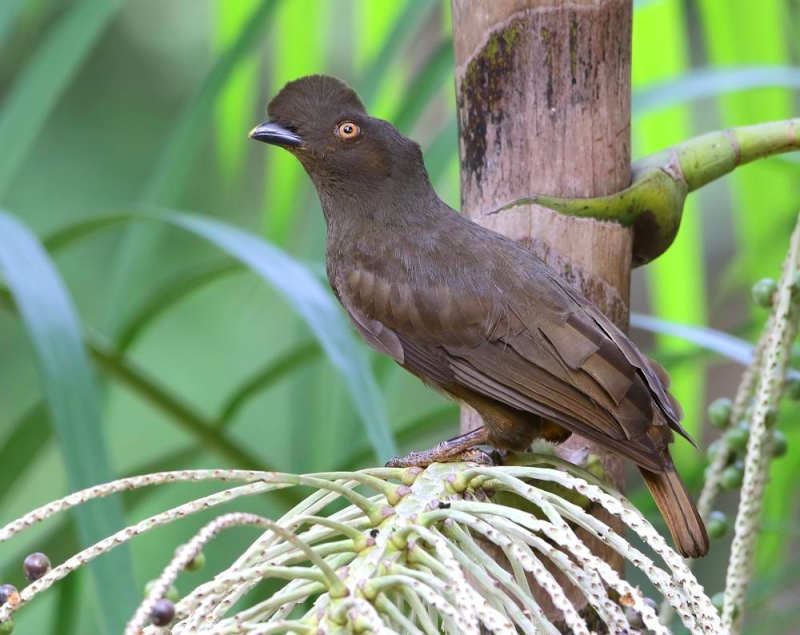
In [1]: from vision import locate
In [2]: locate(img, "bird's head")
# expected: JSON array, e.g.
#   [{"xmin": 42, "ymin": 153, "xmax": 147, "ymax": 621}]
[{"xmin": 250, "ymin": 75, "xmax": 431, "ymax": 206}]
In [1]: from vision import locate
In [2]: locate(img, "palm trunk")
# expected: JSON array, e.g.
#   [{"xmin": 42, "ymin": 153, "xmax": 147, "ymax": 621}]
[{"xmin": 452, "ymin": 0, "xmax": 633, "ymax": 622}]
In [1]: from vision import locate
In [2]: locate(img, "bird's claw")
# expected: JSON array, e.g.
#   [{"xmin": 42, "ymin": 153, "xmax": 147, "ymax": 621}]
[{"xmin": 386, "ymin": 447, "xmax": 495, "ymax": 468}]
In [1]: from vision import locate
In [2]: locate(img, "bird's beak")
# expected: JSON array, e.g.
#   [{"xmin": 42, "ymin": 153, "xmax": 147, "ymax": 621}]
[{"xmin": 248, "ymin": 121, "xmax": 302, "ymax": 148}]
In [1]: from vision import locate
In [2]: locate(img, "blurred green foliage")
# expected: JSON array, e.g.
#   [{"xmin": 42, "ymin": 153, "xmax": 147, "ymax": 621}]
[{"xmin": 0, "ymin": 0, "xmax": 797, "ymax": 632}]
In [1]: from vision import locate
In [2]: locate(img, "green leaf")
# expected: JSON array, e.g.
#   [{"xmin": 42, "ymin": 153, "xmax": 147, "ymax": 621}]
[
  {"xmin": 51, "ymin": 571, "xmax": 82, "ymax": 635},
  {"xmin": 391, "ymin": 39, "xmax": 455, "ymax": 134},
  {"xmin": 0, "ymin": 0, "xmax": 126, "ymax": 199},
  {"xmin": 116, "ymin": 260, "xmax": 243, "ymax": 353},
  {"xmin": 630, "ymin": 313, "xmax": 754, "ymax": 364},
  {"xmin": 0, "ymin": 0, "xmax": 26, "ymax": 49},
  {"xmin": 103, "ymin": 0, "xmax": 282, "ymax": 337},
  {"xmin": 358, "ymin": 0, "xmax": 439, "ymax": 109},
  {"xmin": 0, "ymin": 402, "xmax": 51, "ymax": 508},
  {"xmin": 213, "ymin": 0, "xmax": 263, "ymax": 182},
  {"xmin": 634, "ymin": 66, "xmax": 800, "ymax": 114},
  {"xmin": 150, "ymin": 209, "xmax": 397, "ymax": 462},
  {"xmin": 41, "ymin": 210, "xmax": 397, "ymax": 462},
  {"xmin": 85, "ymin": 330, "xmax": 284, "ymax": 475},
  {"xmin": 633, "ymin": 0, "xmax": 706, "ymax": 462},
  {"xmin": 142, "ymin": 0, "xmax": 282, "ymax": 204},
  {"xmin": 261, "ymin": 0, "xmax": 325, "ymax": 244},
  {"xmin": 219, "ymin": 340, "xmax": 323, "ymax": 425},
  {"xmin": 0, "ymin": 210, "xmax": 136, "ymax": 632},
  {"xmin": 344, "ymin": 404, "xmax": 457, "ymax": 471}
]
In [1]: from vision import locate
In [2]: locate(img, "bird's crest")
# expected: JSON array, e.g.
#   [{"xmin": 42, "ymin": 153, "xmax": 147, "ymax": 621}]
[{"xmin": 267, "ymin": 75, "xmax": 366, "ymax": 127}]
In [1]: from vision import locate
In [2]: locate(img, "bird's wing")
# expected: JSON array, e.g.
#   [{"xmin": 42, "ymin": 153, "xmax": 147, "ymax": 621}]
[{"xmin": 337, "ymin": 261, "xmax": 687, "ymax": 472}]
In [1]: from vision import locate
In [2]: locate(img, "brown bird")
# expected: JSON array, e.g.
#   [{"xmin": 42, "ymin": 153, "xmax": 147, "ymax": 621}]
[{"xmin": 249, "ymin": 75, "xmax": 709, "ymax": 558}]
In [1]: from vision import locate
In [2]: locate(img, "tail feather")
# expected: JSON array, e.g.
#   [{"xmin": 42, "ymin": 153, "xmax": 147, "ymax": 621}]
[{"xmin": 640, "ymin": 466, "xmax": 709, "ymax": 558}]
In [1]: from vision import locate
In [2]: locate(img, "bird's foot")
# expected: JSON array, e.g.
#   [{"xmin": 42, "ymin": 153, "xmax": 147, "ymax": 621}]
[
  {"xmin": 385, "ymin": 427, "xmax": 493, "ymax": 468},
  {"xmin": 386, "ymin": 447, "xmax": 494, "ymax": 468}
]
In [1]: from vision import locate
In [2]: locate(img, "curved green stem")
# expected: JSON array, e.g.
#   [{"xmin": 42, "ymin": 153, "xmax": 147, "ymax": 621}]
[{"xmin": 494, "ymin": 118, "xmax": 800, "ymax": 266}]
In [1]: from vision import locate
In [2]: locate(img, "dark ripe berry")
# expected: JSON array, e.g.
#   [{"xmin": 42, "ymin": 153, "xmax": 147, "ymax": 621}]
[
  {"xmin": 751, "ymin": 278, "xmax": 777, "ymax": 308},
  {"xmin": 150, "ymin": 599, "xmax": 175, "ymax": 627},
  {"xmin": 707, "ymin": 511, "xmax": 729, "ymax": 540},
  {"xmin": 785, "ymin": 375, "xmax": 800, "ymax": 401},
  {"xmin": 0, "ymin": 585, "xmax": 18, "ymax": 607},
  {"xmin": 724, "ymin": 425, "xmax": 750, "ymax": 452},
  {"xmin": 23, "ymin": 553, "xmax": 51, "ymax": 582},
  {"xmin": 720, "ymin": 463, "xmax": 745, "ymax": 491},
  {"xmin": 184, "ymin": 551, "xmax": 206, "ymax": 572},
  {"xmin": 772, "ymin": 430, "xmax": 788, "ymax": 458},
  {"xmin": 0, "ymin": 618, "xmax": 13, "ymax": 634},
  {"xmin": 708, "ymin": 398, "xmax": 733, "ymax": 428}
]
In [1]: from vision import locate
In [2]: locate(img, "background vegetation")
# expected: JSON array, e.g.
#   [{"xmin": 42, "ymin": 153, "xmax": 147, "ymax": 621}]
[{"xmin": 0, "ymin": 0, "xmax": 798, "ymax": 632}]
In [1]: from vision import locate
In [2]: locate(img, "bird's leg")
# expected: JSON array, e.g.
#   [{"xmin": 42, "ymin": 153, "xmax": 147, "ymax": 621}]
[{"xmin": 385, "ymin": 427, "xmax": 494, "ymax": 467}]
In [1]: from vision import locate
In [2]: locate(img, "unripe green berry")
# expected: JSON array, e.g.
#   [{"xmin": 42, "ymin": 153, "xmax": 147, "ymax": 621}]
[
  {"xmin": 720, "ymin": 463, "xmax": 745, "ymax": 490},
  {"xmin": 0, "ymin": 618, "xmax": 14, "ymax": 634},
  {"xmin": 765, "ymin": 406, "xmax": 779, "ymax": 427},
  {"xmin": 752, "ymin": 278, "xmax": 777, "ymax": 308},
  {"xmin": 707, "ymin": 511, "xmax": 728, "ymax": 540},
  {"xmin": 144, "ymin": 580, "xmax": 179, "ymax": 603},
  {"xmin": 585, "ymin": 454, "xmax": 607, "ymax": 481},
  {"xmin": 785, "ymin": 375, "xmax": 800, "ymax": 400},
  {"xmin": 724, "ymin": 425, "xmax": 750, "ymax": 452},
  {"xmin": 185, "ymin": 551, "xmax": 206, "ymax": 572},
  {"xmin": 708, "ymin": 398, "xmax": 733, "ymax": 428},
  {"xmin": 710, "ymin": 593, "xmax": 740, "ymax": 620},
  {"xmin": 772, "ymin": 430, "xmax": 788, "ymax": 458}
]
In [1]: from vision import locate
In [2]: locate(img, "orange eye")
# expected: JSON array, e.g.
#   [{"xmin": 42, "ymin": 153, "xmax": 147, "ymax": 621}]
[{"xmin": 335, "ymin": 121, "xmax": 361, "ymax": 139}]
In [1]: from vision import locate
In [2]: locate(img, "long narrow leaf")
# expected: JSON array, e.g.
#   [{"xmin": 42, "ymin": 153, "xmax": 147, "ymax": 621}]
[
  {"xmin": 213, "ymin": 0, "xmax": 262, "ymax": 181},
  {"xmin": 0, "ymin": 0, "xmax": 126, "ymax": 198},
  {"xmin": 633, "ymin": 0, "xmax": 707, "ymax": 462},
  {"xmin": 219, "ymin": 340, "xmax": 322, "ymax": 425},
  {"xmin": 391, "ymin": 39, "xmax": 455, "ymax": 134},
  {"xmin": 0, "ymin": 402, "xmax": 51, "ymax": 508},
  {"xmin": 631, "ymin": 313, "xmax": 754, "ymax": 364},
  {"xmin": 117, "ymin": 260, "xmax": 243, "ymax": 353},
  {"xmin": 0, "ymin": 210, "xmax": 136, "ymax": 632},
  {"xmin": 41, "ymin": 211, "xmax": 397, "ymax": 461},
  {"xmin": 634, "ymin": 66, "xmax": 800, "ymax": 114},
  {"xmin": 103, "ymin": 0, "xmax": 282, "ymax": 338},
  {"xmin": 262, "ymin": 0, "xmax": 324, "ymax": 244},
  {"xmin": 0, "ymin": 0, "xmax": 26, "ymax": 49},
  {"xmin": 142, "ymin": 0, "xmax": 282, "ymax": 204},
  {"xmin": 149, "ymin": 208, "xmax": 397, "ymax": 461},
  {"xmin": 358, "ymin": 0, "xmax": 436, "ymax": 112}
]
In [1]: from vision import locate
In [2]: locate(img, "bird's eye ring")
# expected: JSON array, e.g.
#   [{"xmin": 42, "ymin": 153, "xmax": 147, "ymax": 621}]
[{"xmin": 335, "ymin": 121, "xmax": 361, "ymax": 140}]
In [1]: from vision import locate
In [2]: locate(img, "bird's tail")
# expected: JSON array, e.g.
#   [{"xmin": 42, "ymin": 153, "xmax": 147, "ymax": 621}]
[{"xmin": 639, "ymin": 465, "xmax": 709, "ymax": 558}]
